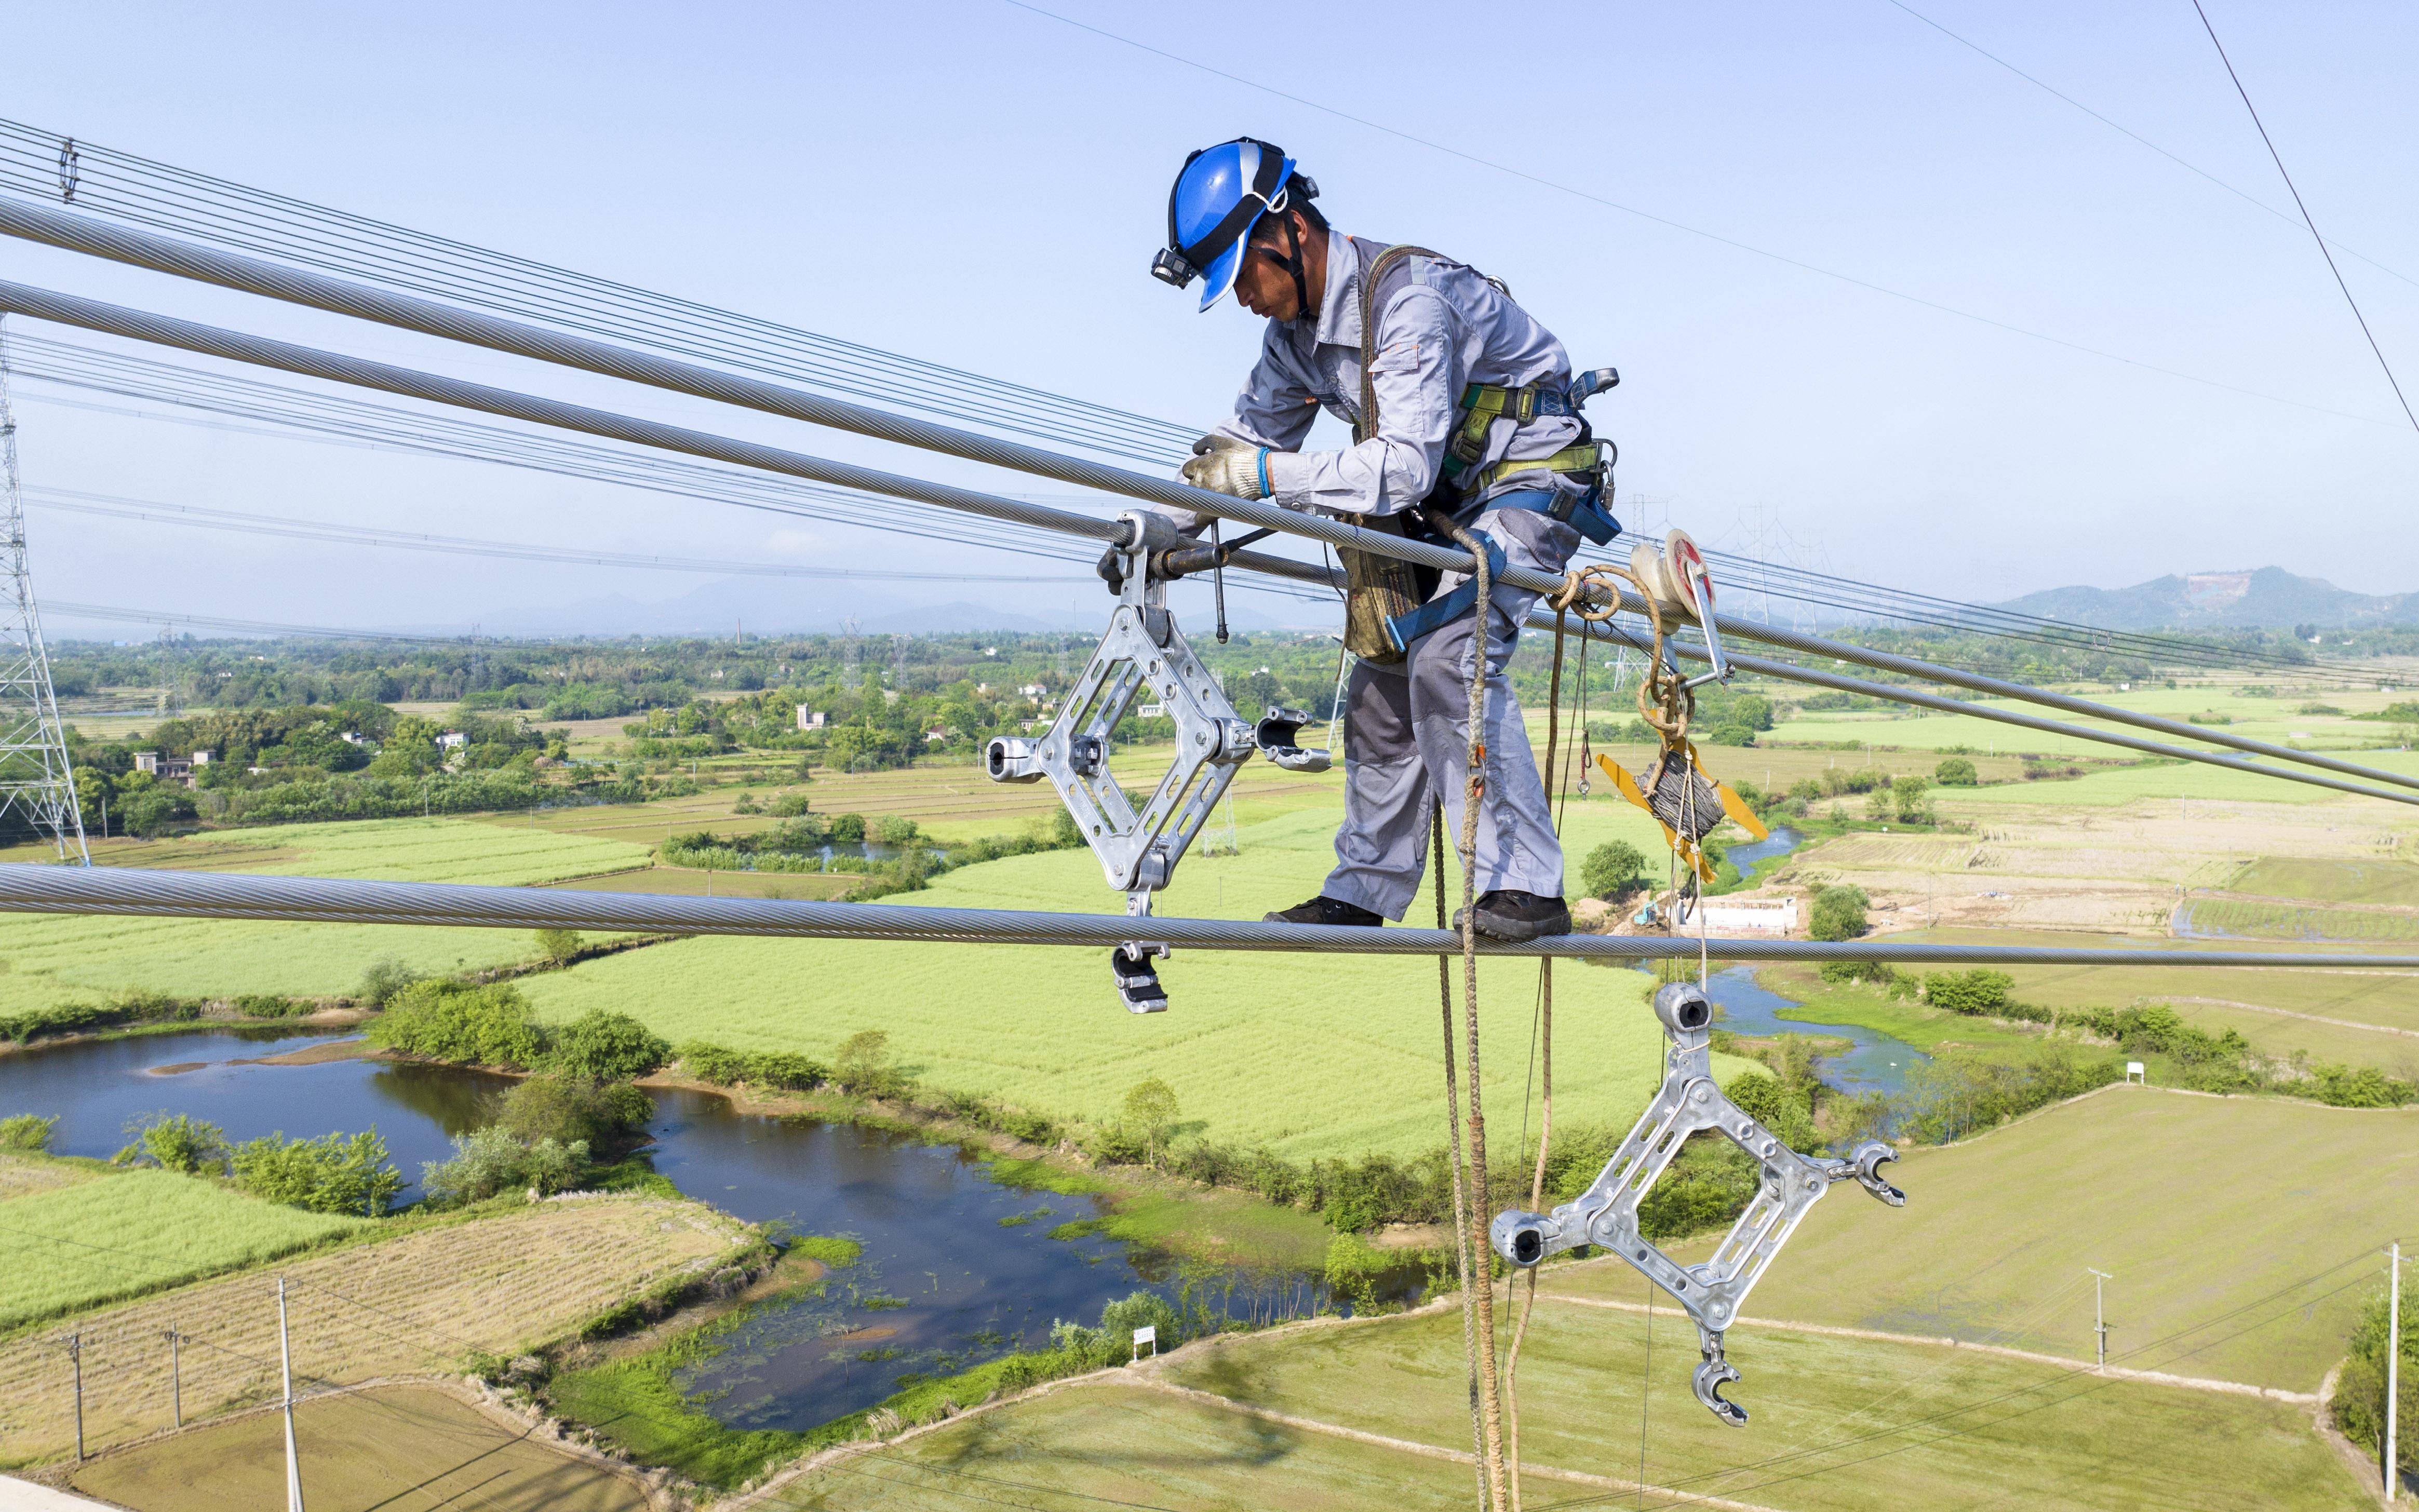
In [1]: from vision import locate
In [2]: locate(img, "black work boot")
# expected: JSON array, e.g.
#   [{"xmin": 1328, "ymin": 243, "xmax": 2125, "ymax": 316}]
[
  {"xmin": 1454, "ymin": 889, "xmax": 1574, "ymax": 941},
  {"xmin": 1264, "ymin": 895, "xmax": 1385, "ymax": 927}
]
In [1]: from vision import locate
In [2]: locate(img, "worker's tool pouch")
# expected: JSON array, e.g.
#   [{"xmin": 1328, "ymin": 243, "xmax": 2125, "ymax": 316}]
[
  {"xmin": 1638, "ymin": 745, "xmax": 1726, "ymax": 844},
  {"xmin": 1384, "ymin": 531, "xmax": 1507, "ymax": 652},
  {"xmin": 1339, "ymin": 512, "xmax": 1428, "ymax": 663}
]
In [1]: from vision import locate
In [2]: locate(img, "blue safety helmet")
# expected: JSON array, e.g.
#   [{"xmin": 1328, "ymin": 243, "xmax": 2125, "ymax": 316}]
[{"xmin": 1151, "ymin": 138, "xmax": 1319, "ymax": 313}]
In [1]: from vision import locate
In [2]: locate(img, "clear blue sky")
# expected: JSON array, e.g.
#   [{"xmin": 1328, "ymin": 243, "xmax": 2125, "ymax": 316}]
[{"xmin": 3, "ymin": 0, "xmax": 2414, "ymax": 636}]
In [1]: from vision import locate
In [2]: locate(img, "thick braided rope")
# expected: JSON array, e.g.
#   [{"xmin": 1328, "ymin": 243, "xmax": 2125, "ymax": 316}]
[{"xmin": 1441, "ymin": 516, "xmax": 1510, "ymax": 1511}]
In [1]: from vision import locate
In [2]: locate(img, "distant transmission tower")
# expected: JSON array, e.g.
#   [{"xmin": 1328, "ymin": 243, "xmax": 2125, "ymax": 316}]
[{"xmin": 0, "ymin": 320, "xmax": 90, "ymax": 862}]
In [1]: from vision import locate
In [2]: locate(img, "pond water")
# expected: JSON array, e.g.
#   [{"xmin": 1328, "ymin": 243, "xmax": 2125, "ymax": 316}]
[
  {"xmin": 1695, "ymin": 965, "xmax": 1929, "ymax": 1098},
  {"xmin": 0, "ymin": 1028, "xmax": 1364, "ymax": 1428},
  {"xmin": 1722, "ymin": 825, "xmax": 1804, "ymax": 874}
]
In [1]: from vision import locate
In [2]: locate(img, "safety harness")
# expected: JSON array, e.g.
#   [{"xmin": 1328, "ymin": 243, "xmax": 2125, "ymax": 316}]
[
  {"xmin": 1440, "ymin": 379, "xmax": 1620, "ymax": 510},
  {"xmin": 1333, "ymin": 240, "xmax": 1623, "ymax": 660}
]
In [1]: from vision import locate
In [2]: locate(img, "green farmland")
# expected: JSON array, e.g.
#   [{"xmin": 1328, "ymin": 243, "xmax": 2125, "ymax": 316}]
[
  {"xmin": 0, "ymin": 818, "xmax": 650, "ymax": 1014},
  {"xmin": 770, "ymin": 1300, "xmax": 2366, "ymax": 1512},
  {"xmin": 519, "ymin": 805, "xmax": 1752, "ymax": 1159},
  {"xmin": 0, "ymin": 1158, "xmax": 360, "ymax": 1326},
  {"xmin": 2227, "ymin": 856, "xmax": 2419, "ymax": 906},
  {"xmin": 1550, "ymin": 1086, "xmax": 2419, "ymax": 1392},
  {"xmin": 1886, "ymin": 925, "xmax": 2419, "ymax": 1067}
]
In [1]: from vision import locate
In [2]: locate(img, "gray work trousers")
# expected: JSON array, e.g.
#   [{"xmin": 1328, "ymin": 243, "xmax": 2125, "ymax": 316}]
[{"xmin": 1321, "ymin": 505, "xmax": 1576, "ymax": 920}]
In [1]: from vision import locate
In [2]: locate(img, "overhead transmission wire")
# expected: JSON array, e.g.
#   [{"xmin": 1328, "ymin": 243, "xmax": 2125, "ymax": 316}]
[
  {"xmin": 18, "ymin": 329, "xmax": 2361, "ymax": 685},
  {"xmin": 27, "ymin": 485, "xmax": 1095, "ymax": 586},
  {"xmin": 14, "ymin": 281, "xmax": 2417, "ymax": 808},
  {"xmin": 1880, "ymin": 0, "xmax": 2419, "ymax": 292},
  {"xmin": 995, "ymin": 0, "xmax": 2410, "ymax": 434},
  {"xmin": 1669, "ymin": 544, "xmax": 2385, "ymax": 681},
  {"xmin": 2, "ymin": 119, "xmax": 1197, "ymax": 467},
  {"xmin": 2, "ymin": 333, "xmax": 1338, "ymax": 610},
  {"xmin": 1, "ymin": 112, "xmax": 2408, "ymax": 664},
  {"xmin": 2187, "ymin": 0, "xmax": 2419, "ymax": 436},
  {"xmin": 0, "ymin": 118, "xmax": 2372, "ymax": 679}
]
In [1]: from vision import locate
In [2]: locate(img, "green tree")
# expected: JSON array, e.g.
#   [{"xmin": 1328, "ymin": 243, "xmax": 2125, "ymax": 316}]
[
  {"xmin": 1122, "ymin": 1076, "xmax": 1180, "ymax": 1162},
  {"xmin": 356, "ymin": 956, "xmax": 422, "ymax": 1009},
  {"xmin": 1579, "ymin": 840, "xmax": 1649, "ymax": 901},
  {"xmin": 0, "ymin": 1113, "xmax": 56, "ymax": 1152},
  {"xmin": 1809, "ymin": 885, "xmax": 1870, "ymax": 942},
  {"xmin": 1934, "ymin": 756, "xmax": 1978, "ymax": 787},
  {"xmin": 117, "ymin": 1112, "xmax": 230, "ymax": 1174},
  {"xmin": 367, "ymin": 982, "xmax": 547, "ymax": 1068},
  {"xmin": 547, "ymin": 1010, "xmax": 669, "ymax": 1079},
  {"xmin": 232, "ymin": 1130, "xmax": 405, "ymax": 1216},
  {"xmin": 495, "ymin": 1075, "xmax": 652, "ymax": 1150},
  {"xmin": 1722, "ymin": 1071, "xmax": 1817, "ymax": 1150},
  {"xmin": 420, "ymin": 1126, "xmax": 589, "ymax": 1205},
  {"xmin": 832, "ymin": 1029, "xmax": 906, "ymax": 1097},
  {"xmin": 533, "ymin": 927, "xmax": 584, "ymax": 965},
  {"xmin": 1892, "ymin": 774, "xmax": 1932, "ymax": 823},
  {"xmin": 2331, "ymin": 1287, "xmax": 2418, "ymax": 1476}
]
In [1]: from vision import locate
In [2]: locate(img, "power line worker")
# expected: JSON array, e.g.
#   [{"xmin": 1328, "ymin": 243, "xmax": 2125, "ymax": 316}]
[{"xmin": 1147, "ymin": 138, "xmax": 1620, "ymax": 941}]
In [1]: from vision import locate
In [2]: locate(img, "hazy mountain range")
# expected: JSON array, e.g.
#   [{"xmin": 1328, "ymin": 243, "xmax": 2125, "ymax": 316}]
[{"xmin": 1992, "ymin": 568, "xmax": 2419, "ymax": 631}]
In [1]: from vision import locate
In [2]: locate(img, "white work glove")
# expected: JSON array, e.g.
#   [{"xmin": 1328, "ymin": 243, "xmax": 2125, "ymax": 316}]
[{"xmin": 1180, "ymin": 434, "xmax": 1272, "ymax": 501}]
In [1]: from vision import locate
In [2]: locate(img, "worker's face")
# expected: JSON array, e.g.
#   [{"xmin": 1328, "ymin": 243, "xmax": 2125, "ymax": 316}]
[{"xmin": 1233, "ymin": 212, "xmax": 1308, "ymax": 321}]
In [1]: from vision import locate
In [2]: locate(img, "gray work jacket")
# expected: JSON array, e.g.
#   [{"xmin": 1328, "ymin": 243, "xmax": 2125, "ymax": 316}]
[{"xmin": 1212, "ymin": 232, "xmax": 1588, "ymax": 519}]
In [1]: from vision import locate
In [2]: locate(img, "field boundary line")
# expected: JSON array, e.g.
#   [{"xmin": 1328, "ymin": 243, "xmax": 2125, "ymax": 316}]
[
  {"xmin": 2162, "ymin": 994, "xmax": 2419, "ymax": 1039},
  {"xmin": 1131, "ymin": 1374, "xmax": 1789, "ymax": 1512},
  {"xmin": 1531, "ymin": 1292, "xmax": 2320, "ymax": 1403},
  {"xmin": 730, "ymin": 1362, "xmax": 1143, "ymax": 1511}
]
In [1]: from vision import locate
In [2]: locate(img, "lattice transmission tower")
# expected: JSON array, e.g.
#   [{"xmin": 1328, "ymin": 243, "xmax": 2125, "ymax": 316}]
[{"xmin": 0, "ymin": 318, "xmax": 90, "ymax": 861}]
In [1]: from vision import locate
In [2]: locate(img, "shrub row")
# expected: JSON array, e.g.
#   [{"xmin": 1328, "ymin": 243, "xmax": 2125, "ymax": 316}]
[
  {"xmin": 0, "ymin": 987, "xmax": 321, "ymax": 1047},
  {"xmin": 1821, "ymin": 964, "xmax": 2416, "ymax": 1107},
  {"xmin": 674, "ymin": 1042, "xmax": 829, "ymax": 1091},
  {"xmin": 367, "ymin": 982, "xmax": 670, "ymax": 1078}
]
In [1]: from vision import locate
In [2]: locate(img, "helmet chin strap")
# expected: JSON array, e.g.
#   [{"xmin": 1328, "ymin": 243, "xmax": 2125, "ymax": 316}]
[{"xmin": 1275, "ymin": 211, "xmax": 1315, "ymax": 324}]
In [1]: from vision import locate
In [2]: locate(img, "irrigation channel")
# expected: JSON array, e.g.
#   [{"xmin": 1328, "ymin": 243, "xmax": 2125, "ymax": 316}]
[
  {"xmin": 0, "ymin": 1027, "xmax": 1412, "ymax": 1430},
  {"xmin": 1617, "ymin": 828, "xmax": 1931, "ymax": 1097}
]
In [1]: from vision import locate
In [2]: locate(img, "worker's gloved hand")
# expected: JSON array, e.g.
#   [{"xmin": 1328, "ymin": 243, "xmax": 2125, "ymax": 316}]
[
  {"xmin": 1095, "ymin": 545, "xmax": 1126, "ymax": 596},
  {"xmin": 1181, "ymin": 435, "xmax": 1271, "ymax": 500}
]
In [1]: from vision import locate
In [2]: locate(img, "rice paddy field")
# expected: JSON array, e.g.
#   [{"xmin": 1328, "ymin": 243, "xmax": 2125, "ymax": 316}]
[
  {"xmin": 69, "ymin": 1383, "xmax": 655, "ymax": 1512},
  {"xmin": 0, "ymin": 1159, "xmax": 361, "ymax": 1327},
  {"xmin": 0, "ymin": 818, "xmax": 651, "ymax": 1013},
  {"xmin": 516, "ymin": 803, "xmax": 1757, "ymax": 1160},
  {"xmin": 0, "ymin": 1194, "xmax": 755, "ymax": 1464}
]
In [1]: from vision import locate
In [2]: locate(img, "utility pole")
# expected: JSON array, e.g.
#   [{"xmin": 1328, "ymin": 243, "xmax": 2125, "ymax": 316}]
[
  {"xmin": 279, "ymin": 1278, "xmax": 305, "ymax": 1512},
  {"xmin": 165, "ymin": 1327, "xmax": 181, "ymax": 1428},
  {"xmin": 65, "ymin": 1331, "xmax": 83, "ymax": 1461},
  {"xmin": 0, "ymin": 318, "xmax": 90, "ymax": 863},
  {"xmin": 2088, "ymin": 1268, "xmax": 2113, "ymax": 1372}
]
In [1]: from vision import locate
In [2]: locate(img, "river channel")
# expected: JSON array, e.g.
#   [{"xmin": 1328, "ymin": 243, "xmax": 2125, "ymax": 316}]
[
  {"xmin": 0, "ymin": 1028, "xmax": 1347, "ymax": 1429},
  {"xmin": 1660, "ymin": 825, "xmax": 1931, "ymax": 1098}
]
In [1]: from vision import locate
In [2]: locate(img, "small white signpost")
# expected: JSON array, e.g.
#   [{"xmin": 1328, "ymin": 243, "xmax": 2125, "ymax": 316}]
[
  {"xmin": 1131, "ymin": 1325, "xmax": 1157, "ymax": 1363},
  {"xmin": 2125, "ymin": 1062, "xmax": 2146, "ymax": 1085}
]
